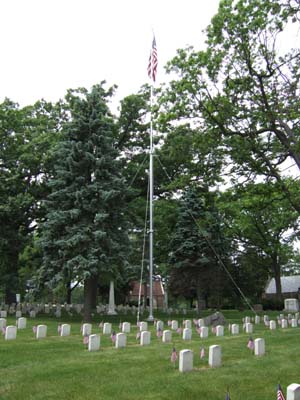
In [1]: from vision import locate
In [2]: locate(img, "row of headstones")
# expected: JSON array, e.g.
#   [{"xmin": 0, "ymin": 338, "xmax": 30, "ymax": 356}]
[{"xmin": 179, "ymin": 338, "xmax": 266, "ymax": 372}]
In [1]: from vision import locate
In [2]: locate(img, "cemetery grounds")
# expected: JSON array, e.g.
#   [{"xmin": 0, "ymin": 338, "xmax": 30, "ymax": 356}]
[{"xmin": 0, "ymin": 310, "xmax": 299, "ymax": 399}]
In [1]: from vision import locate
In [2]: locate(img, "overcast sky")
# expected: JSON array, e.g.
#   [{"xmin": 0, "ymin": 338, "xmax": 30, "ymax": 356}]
[{"xmin": 0, "ymin": 0, "xmax": 220, "ymax": 108}]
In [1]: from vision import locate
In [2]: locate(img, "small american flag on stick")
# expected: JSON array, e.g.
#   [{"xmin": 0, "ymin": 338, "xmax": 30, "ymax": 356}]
[
  {"xmin": 171, "ymin": 347, "xmax": 177, "ymax": 365},
  {"xmin": 277, "ymin": 384, "xmax": 286, "ymax": 400},
  {"xmin": 147, "ymin": 35, "xmax": 158, "ymax": 82}
]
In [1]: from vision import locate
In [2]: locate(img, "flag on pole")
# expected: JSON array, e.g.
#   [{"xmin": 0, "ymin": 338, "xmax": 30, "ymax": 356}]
[
  {"xmin": 225, "ymin": 390, "xmax": 231, "ymax": 400},
  {"xmin": 277, "ymin": 384, "xmax": 286, "ymax": 400},
  {"xmin": 247, "ymin": 337, "xmax": 254, "ymax": 350},
  {"xmin": 147, "ymin": 35, "xmax": 158, "ymax": 82},
  {"xmin": 171, "ymin": 347, "xmax": 177, "ymax": 363},
  {"xmin": 111, "ymin": 331, "xmax": 116, "ymax": 344},
  {"xmin": 200, "ymin": 346, "xmax": 205, "ymax": 359}
]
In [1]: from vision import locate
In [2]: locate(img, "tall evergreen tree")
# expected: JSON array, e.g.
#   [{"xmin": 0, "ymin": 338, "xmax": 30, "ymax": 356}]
[
  {"xmin": 39, "ymin": 84, "xmax": 130, "ymax": 321},
  {"xmin": 169, "ymin": 187, "xmax": 228, "ymax": 313}
]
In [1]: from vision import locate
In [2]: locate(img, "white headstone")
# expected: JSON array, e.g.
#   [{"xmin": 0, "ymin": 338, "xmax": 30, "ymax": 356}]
[
  {"xmin": 254, "ymin": 338, "xmax": 265, "ymax": 356},
  {"xmin": 198, "ymin": 318, "xmax": 205, "ymax": 327},
  {"xmin": 171, "ymin": 320, "xmax": 178, "ymax": 330},
  {"xmin": 209, "ymin": 345, "xmax": 221, "ymax": 368},
  {"xmin": 287, "ymin": 383, "xmax": 300, "ymax": 400},
  {"xmin": 103, "ymin": 322, "xmax": 112, "ymax": 335},
  {"xmin": 245, "ymin": 316, "xmax": 251, "ymax": 323},
  {"xmin": 231, "ymin": 324, "xmax": 239, "ymax": 335},
  {"xmin": 200, "ymin": 326, "xmax": 209, "ymax": 338},
  {"xmin": 115, "ymin": 332, "xmax": 126, "ymax": 348},
  {"xmin": 29, "ymin": 310, "xmax": 36, "ymax": 318},
  {"xmin": 140, "ymin": 331, "xmax": 151, "ymax": 346},
  {"xmin": 1, "ymin": 311, "xmax": 7, "ymax": 318},
  {"xmin": 139, "ymin": 321, "xmax": 148, "ymax": 332},
  {"xmin": 61, "ymin": 324, "xmax": 71, "ymax": 336},
  {"xmin": 5, "ymin": 325, "xmax": 17, "ymax": 340},
  {"xmin": 184, "ymin": 320, "xmax": 192, "ymax": 329},
  {"xmin": 245, "ymin": 323, "xmax": 253, "ymax": 334},
  {"xmin": 82, "ymin": 323, "xmax": 92, "ymax": 336},
  {"xmin": 255, "ymin": 315, "xmax": 260, "ymax": 324},
  {"xmin": 179, "ymin": 349, "xmax": 193, "ymax": 372},
  {"xmin": 17, "ymin": 317, "xmax": 27, "ymax": 329},
  {"xmin": 183, "ymin": 328, "xmax": 192, "ymax": 340},
  {"xmin": 0, "ymin": 318, "xmax": 6, "ymax": 330},
  {"xmin": 281, "ymin": 319, "xmax": 288, "ymax": 329},
  {"xmin": 88, "ymin": 334, "xmax": 100, "ymax": 351},
  {"xmin": 216, "ymin": 325, "xmax": 224, "ymax": 337},
  {"xmin": 162, "ymin": 330, "xmax": 172, "ymax": 343},
  {"xmin": 285, "ymin": 298, "xmax": 299, "ymax": 312},
  {"xmin": 156, "ymin": 320, "xmax": 164, "ymax": 331},
  {"xmin": 270, "ymin": 320, "xmax": 276, "ymax": 330},
  {"xmin": 122, "ymin": 322, "xmax": 131, "ymax": 333},
  {"xmin": 36, "ymin": 324, "xmax": 47, "ymax": 339},
  {"xmin": 291, "ymin": 319, "xmax": 298, "ymax": 328},
  {"xmin": 16, "ymin": 311, "xmax": 22, "ymax": 318}
]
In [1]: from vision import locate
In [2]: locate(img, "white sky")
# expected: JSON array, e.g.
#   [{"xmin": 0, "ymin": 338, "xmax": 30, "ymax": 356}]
[{"xmin": 0, "ymin": 0, "xmax": 220, "ymax": 109}]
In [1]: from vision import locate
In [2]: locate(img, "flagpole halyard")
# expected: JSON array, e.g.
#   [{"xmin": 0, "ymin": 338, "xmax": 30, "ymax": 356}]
[{"xmin": 147, "ymin": 34, "xmax": 157, "ymax": 322}]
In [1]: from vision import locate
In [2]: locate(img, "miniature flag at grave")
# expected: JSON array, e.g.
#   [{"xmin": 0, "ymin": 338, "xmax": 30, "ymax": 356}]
[
  {"xmin": 171, "ymin": 347, "xmax": 177, "ymax": 364},
  {"xmin": 277, "ymin": 384, "xmax": 286, "ymax": 400},
  {"xmin": 157, "ymin": 327, "xmax": 163, "ymax": 338},
  {"xmin": 57, "ymin": 323, "xmax": 61, "ymax": 334},
  {"xmin": 83, "ymin": 334, "xmax": 89, "ymax": 346},
  {"xmin": 99, "ymin": 321, "xmax": 103, "ymax": 329},
  {"xmin": 200, "ymin": 347, "xmax": 205, "ymax": 359},
  {"xmin": 247, "ymin": 337, "xmax": 254, "ymax": 350},
  {"xmin": 119, "ymin": 321, "xmax": 122, "ymax": 330},
  {"xmin": 111, "ymin": 331, "xmax": 116, "ymax": 344},
  {"xmin": 136, "ymin": 331, "xmax": 140, "ymax": 341},
  {"xmin": 2, "ymin": 327, "xmax": 6, "ymax": 335},
  {"xmin": 176, "ymin": 326, "xmax": 182, "ymax": 334},
  {"xmin": 225, "ymin": 390, "xmax": 231, "ymax": 400},
  {"xmin": 32, "ymin": 326, "xmax": 37, "ymax": 334}
]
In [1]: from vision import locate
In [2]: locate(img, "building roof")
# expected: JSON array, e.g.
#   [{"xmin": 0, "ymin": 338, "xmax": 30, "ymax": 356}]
[
  {"xmin": 130, "ymin": 280, "xmax": 164, "ymax": 297},
  {"xmin": 265, "ymin": 276, "xmax": 300, "ymax": 294}
]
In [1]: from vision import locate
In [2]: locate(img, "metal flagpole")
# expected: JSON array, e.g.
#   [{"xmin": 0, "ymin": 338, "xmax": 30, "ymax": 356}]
[
  {"xmin": 147, "ymin": 34, "xmax": 157, "ymax": 321},
  {"xmin": 148, "ymin": 83, "xmax": 154, "ymax": 321}
]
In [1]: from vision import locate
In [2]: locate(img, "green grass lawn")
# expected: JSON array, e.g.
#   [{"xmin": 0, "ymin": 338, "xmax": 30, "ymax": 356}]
[{"xmin": 0, "ymin": 310, "xmax": 299, "ymax": 399}]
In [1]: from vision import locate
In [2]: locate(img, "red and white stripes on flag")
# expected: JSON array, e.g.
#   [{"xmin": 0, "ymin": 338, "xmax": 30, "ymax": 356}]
[
  {"xmin": 147, "ymin": 35, "xmax": 158, "ymax": 82},
  {"xmin": 277, "ymin": 384, "xmax": 286, "ymax": 400}
]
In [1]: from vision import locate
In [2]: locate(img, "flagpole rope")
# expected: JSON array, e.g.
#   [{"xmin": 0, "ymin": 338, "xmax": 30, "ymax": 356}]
[
  {"xmin": 156, "ymin": 155, "xmax": 257, "ymax": 315},
  {"xmin": 137, "ymin": 178, "xmax": 150, "ymax": 324}
]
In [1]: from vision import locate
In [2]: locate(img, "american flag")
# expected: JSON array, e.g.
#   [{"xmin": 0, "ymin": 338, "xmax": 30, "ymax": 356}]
[
  {"xmin": 83, "ymin": 334, "xmax": 89, "ymax": 345},
  {"xmin": 171, "ymin": 347, "xmax": 177, "ymax": 363},
  {"xmin": 200, "ymin": 347, "xmax": 205, "ymax": 359},
  {"xmin": 111, "ymin": 331, "xmax": 116, "ymax": 344},
  {"xmin": 147, "ymin": 35, "xmax": 158, "ymax": 82},
  {"xmin": 225, "ymin": 391, "xmax": 231, "ymax": 400},
  {"xmin": 247, "ymin": 337, "xmax": 254, "ymax": 350},
  {"xmin": 277, "ymin": 384, "xmax": 286, "ymax": 400}
]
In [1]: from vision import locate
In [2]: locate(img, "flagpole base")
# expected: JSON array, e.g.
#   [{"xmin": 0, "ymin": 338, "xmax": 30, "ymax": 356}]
[{"xmin": 147, "ymin": 314, "xmax": 154, "ymax": 322}]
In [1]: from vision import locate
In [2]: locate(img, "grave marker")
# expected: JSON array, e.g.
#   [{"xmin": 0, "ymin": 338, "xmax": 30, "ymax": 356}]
[
  {"xmin": 179, "ymin": 349, "xmax": 193, "ymax": 372},
  {"xmin": 88, "ymin": 334, "xmax": 100, "ymax": 352},
  {"xmin": 209, "ymin": 345, "xmax": 221, "ymax": 368},
  {"xmin": 5, "ymin": 326, "xmax": 17, "ymax": 340}
]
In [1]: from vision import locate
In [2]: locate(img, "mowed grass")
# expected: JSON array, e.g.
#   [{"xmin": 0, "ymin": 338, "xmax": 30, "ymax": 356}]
[{"xmin": 0, "ymin": 310, "xmax": 299, "ymax": 399}]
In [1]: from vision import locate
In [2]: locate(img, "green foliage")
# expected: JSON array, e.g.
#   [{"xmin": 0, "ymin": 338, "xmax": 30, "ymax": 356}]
[{"xmin": 38, "ymin": 84, "xmax": 130, "ymax": 292}]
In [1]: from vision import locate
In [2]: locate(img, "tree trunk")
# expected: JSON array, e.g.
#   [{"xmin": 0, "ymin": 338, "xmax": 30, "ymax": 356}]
[
  {"xmin": 196, "ymin": 273, "xmax": 202, "ymax": 316},
  {"xmin": 83, "ymin": 276, "xmax": 95, "ymax": 322},
  {"xmin": 91, "ymin": 276, "xmax": 98, "ymax": 309},
  {"xmin": 66, "ymin": 281, "xmax": 72, "ymax": 304},
  {"xmin": 272, "ymin": 254, "xmax": 283, "ymax": 304}
]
